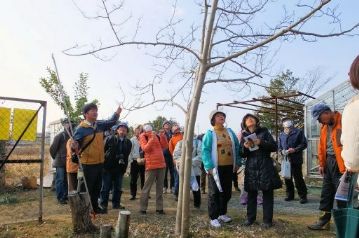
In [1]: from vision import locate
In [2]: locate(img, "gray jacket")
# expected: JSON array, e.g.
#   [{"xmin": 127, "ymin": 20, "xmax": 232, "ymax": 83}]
[{"xmin": 50, "ymin": 131, "xmax": 69, "ymax": 168}]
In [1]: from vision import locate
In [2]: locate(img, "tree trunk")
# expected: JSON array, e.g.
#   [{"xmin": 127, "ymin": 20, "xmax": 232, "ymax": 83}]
[
  {"xmin": 179, "ymin": 1, "xmax": 219, "ymax": 237},
  {"xmin": 175, "ymin": 114, "xmax": 189, "ymax": 235},
  {"xmin": 115, "ymin": 210, "xmax": 131, "ymax": 238},
  {"xmin": 68, "ymin": 191, "xmax": 97, "ymax": 234}
]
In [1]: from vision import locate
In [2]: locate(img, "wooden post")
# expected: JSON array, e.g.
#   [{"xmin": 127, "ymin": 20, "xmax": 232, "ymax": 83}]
[
  {"xmin": 115, "ymin": 210, "xmax": 131, "ymax": 238},
  {"xmin": 0, "ymin": 141, "xmax": 6, "ymax": 191},
  {"xmin": 100, "ymin": 224, "xmax": 112, "ymax": 238},
  {"xmin": 68, "ymin": 191, "xmax": 98, "ymax": 234}
]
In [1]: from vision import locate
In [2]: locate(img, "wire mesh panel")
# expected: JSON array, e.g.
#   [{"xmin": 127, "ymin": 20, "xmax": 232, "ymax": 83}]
[
  {"xmin": 0, "ymin": 96, "xmax": 47, "ymax": 223},
  {"xmin": 304, "ymin": 81, "xmax": 359, "ymax": 177}
]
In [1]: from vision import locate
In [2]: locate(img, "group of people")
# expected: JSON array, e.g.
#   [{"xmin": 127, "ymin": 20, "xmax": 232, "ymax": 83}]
[{"xmin": 49, "ymin": 55, "xmax": 359, "ymax": 233}]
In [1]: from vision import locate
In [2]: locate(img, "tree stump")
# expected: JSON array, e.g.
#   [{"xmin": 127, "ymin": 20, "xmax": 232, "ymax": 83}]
[
  {"xmin": 68, "ymin": 191, "xmax": 97, "ymax": 234},
  {"xmin": 115, "ymin": 210, "xmax": 131, "ymax": 238},
  {"xmin": 100, "ymin": 224, "xmax": 112, "ymax": 238}
]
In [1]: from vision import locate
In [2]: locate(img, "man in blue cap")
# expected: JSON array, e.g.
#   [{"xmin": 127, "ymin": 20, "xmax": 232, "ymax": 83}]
[
  {"xmin": 99, "ymin": 122, "xmax": 132, "ymax": 213},
  {"xmin": 308, "ymin": 103, "xmax": 346, "ymax": 230}
]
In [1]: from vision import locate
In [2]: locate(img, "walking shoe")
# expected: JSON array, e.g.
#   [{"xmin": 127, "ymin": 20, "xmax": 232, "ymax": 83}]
[
  {"xmin": 113, "ymin": 204, "xmax": 125, "ymax": 209},
  {"xmin": 163, "ymin": 188, "xmax": 167, "ymax": 194},
  {"xmin": 284, "ymin": 196, "xmax": 294, "ymax": 201},
  {"xmin": 156, "ymin": 210, "xmax": 165, "ymax": 215},
  {"xmin": 307, "ymin": 220, "xmax": 330, "ymax": 230},
  {"xmin": 129, "ymin": 196, "xmax": 136, "ymax": 200},
  {"xmin": 58, "ymin": 199, "xmax": 67, "ymax": 205},
  {"xmin": 300, "ymin": 197, "xmax": 308, "ymax": 204},
  {"xmin": 235, "ymin": 187, "xmax": 241, "ymax": 192},
  {"xmin": 307, "ymin": 212, "xmax": 331, "ymax": 230},
  {"xmin": 218, "ymin": 215, "xmax": 232, "ymax": 223},
  {"xmin": 243, "ymin": 220, "xmax": 254, "ymax": 226},
  {"xmin": 261, "ymin": 222, "xmax": 273, "ymax": 229},
  {"xmin": 94, "ymin": 206, "xmax": 107, "ymax": 214},
  {"xmin": 210, "ymin": 219, "xmax": 221, "ymax": 228}
]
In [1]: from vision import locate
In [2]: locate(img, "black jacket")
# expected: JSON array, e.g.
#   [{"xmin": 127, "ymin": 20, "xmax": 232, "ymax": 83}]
[
  {"xmin": 104, "ymin": 135, "xmax": 132, "ymax": 173},
  {"xmin": 278, "ymin": 127, "xmax": 307, "ymax": 164},
  {"xmin": 50, "ymin": 131, "xmax": 69, "ymax": 168},
  {"xmin": 241, "ymin": 127, "xmax": 278, "ymax": 192}
]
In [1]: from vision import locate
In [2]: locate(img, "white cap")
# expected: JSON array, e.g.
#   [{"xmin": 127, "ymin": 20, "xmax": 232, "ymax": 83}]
[
  {"xmin": 283, "ymin": 120, "xmax": 293, "ymax": 128},
  {"xmin": 143, "ymin": 124, "xmax": 153, "ymax": 132}
]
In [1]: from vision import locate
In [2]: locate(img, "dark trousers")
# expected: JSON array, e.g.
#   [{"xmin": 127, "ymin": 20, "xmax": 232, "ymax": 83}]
[
  {"xmin": 284, "ymin": 163, "xmax": 307, "ymax": 199},
  {"xmin": 100, "ymin": 170, "xmax": 124, "ymax": 207},
  {"xmin": 319, "ymin": 155, "xmax": 346, "ymax": 218},
  {"xmin": 232, "ymin": 171, "xmax": 239, "ymax": 189},
  {"xmin": 247, "ymin": 189, "xmax": 274, "ymax": 224},
  {"xmin": 193, "ymin": 176, "xmax": 201, "ymax": 207},
  {"xmin": 208, "ymin": 165, "xmax": 233, "ymax": 220},
  {"xmin": 130, "ymin": 161, "xmax": 145, "ymax": 197},
  {"xmin": 164, "ymin": 155, "xmax": 175, "ymax": 189},
  {"xmin": 82, "ymin": 163, "xmax": 103, "ymax": 210},
  {"xmin": 200, "ymin": 163, "xmax": 207, "ymax": 192},
  {"xmin": 55, "ymin": 167, "xmax": 68, "ymax": 201}
]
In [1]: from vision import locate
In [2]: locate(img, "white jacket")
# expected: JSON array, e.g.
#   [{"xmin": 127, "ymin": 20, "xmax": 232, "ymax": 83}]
[
  {"xmin": 341, "ymin": 94, "xmax": 359, "ymax": 171},
  {"xmin": 129, "ymin": 136, "xmax": 141, "ymax": 164},
  {"xmin": 173, "ymin": 139, "xmax": 202, "ymax": 176}
]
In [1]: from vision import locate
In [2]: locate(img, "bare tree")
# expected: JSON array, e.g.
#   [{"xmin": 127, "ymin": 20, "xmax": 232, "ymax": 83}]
[{"xmin": 64, "ymin": 0, "xmax": 359, "ymax": 236}]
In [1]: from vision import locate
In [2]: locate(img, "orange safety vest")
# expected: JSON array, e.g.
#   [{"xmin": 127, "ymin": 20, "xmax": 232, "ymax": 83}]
[{"xmin": 318, "ymin": 112, "xmax": 345, "ymax": 173}]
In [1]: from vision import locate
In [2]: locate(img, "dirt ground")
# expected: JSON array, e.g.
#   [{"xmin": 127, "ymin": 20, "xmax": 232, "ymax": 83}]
[{"xmin": 0, "ymin": 176, "xmax": 336, "ymax": 238}]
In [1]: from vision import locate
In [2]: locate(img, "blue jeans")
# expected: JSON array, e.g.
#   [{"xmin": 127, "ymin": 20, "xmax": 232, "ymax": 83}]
[
  {"xmin": 100, "ymin": 170, "xmax": 124, "ymax": 208},
  {"xmin": 55, "ymin": 167, "xmax": 68, "ymax": 201},
  {"xmin": 174, "ymin": 169, "xmax": 179, "ymax": 196}
]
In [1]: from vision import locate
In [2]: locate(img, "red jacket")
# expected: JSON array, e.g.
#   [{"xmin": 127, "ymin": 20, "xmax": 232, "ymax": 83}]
[
  {"xmin": 140, "ymin": 132, "xmax": 168, "ymax": 170},
  {"xmin": 318, "ymin": 112, "xmax": 345, "ymax": 173}
]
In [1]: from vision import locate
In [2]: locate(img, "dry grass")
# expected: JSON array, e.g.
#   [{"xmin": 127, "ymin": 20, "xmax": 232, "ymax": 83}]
[
  {"xmin": 4, "ymin": 145, "xmax": 51, "ymax": 186},
  {"xmin": 0, "ymin": 180, "xmax": 336, "ymax": 238}
]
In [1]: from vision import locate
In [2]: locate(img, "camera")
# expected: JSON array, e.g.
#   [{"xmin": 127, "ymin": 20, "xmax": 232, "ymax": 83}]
[
  {"xmin": 118, "ymin": 154, "xmax": 125, "ymax": 165},
  {"xmin": 71, "ymin": 153, "xmax": 79, "ymax": 164}
]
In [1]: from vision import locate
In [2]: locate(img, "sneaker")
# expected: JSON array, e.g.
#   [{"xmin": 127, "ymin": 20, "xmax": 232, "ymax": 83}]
[
  {"xmin": 284, "ymin": 197, "xmax": 294, "ymax": 202},
  {"xmin": 130, "ymin": 196, "xmax": 136, "ymax": 201},
  {"xmin": 210, "ymin": 219, "xmax": 221, "ymax": 228},
  {"xmin": 243, "ymin": 220, "xmax": 254, "ymax": 226},
  {"xmin": 58, "ymin": 199, "xmax": 67, "ymax": 205},
  {"xmin": 156, "ymin": 210, "xmax": 165, "ymax": 215},
  {"xmin": 261, "ymin": 222, "xmax": 273, "ymax": 229},
  {"xmin": 300, "ymin": 197, "xmax": 308, "ymax": 204},
  {"xmin": 218, "ymin": 215, "xmax": 232, "ymax": 223}
]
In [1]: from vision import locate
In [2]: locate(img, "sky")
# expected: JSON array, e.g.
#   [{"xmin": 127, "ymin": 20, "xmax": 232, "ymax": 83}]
[{"xmin": 1, "ymin": 0, "xmax": 358, "ymax": 134}]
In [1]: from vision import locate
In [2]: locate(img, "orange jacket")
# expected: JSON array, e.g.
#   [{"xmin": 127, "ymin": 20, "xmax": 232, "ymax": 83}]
[
  {"xmin": 140, "ymin": 132, "xmax": 168, "ymax": 171},
  {"xmin": 66, "ymin": 139, "xmax": 79, "ymax": 173},
  {"xmin": 318, "ymin": 112, "xmax": 345, "ymax": 173},
  {"xmin": 169, "ymin": 133, "xmax": 183, "ymax": 156}
]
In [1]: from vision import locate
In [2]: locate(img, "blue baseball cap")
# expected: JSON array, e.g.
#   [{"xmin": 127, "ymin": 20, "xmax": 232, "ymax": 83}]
[{"xmin": 311, "ymin": 103, "xmax": 331, "ymax": 121}]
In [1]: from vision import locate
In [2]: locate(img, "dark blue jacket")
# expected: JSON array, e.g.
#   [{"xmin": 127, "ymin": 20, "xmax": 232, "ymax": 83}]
[{"xmin": 278, "ymin": 127, "xmax": 307, "ymax": 164}]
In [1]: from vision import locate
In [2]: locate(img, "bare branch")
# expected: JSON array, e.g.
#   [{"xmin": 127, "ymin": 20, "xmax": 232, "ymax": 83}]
[{"xmin": 208, "ymin": 0, "xmax": 333, "ymax": 68}]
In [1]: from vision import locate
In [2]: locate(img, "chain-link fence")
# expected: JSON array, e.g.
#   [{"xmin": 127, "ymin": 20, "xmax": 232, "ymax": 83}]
[
  {"xmin": 304, "ymin": 81, "xmax": 358, "ymax": 177},
  {"xmin": 0, "ymin": 96, "xmax": 47, "ymax": 223}
]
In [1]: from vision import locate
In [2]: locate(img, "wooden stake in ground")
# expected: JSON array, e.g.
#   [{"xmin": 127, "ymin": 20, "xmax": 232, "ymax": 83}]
[
  {"xmin": 115, "ymin": 210, "xmax": 131, "ymax": 238},
  {"xmin": 68, "ymin": 191, "xmax": 97, "ymax": 234},
  {"xmin": 100, "ymin": 224, "xmax": 113, "ymax": 238}
]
